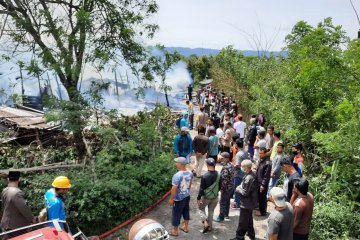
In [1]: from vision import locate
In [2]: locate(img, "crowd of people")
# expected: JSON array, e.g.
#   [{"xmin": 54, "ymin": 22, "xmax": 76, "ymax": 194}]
[
  {"xmin": 171, "ymin": 85, "xmax": 314, "ymax": 240},
  {"xmin": 0, "ymin": 172, "xmax": 71, "ymax": 238}
]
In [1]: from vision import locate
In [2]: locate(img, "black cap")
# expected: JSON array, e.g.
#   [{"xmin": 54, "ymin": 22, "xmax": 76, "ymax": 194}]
[
  {"xmin": 8, "ymin": 171, "xmax": 21, "ymax": 181},
  {"xmin": 206, "ymin": 158, "xmax": 216, "ymax": 166},
  {"xmin": 280, "ymin": 157, "xmax": 293, "ymax": 166},
  {"xmin": 292, "ymin": 143, "xmax": 303, "ymax": 151},
  {"xmin": 220, "ymin": 152, "xmax": 231, "ymax": 159}
]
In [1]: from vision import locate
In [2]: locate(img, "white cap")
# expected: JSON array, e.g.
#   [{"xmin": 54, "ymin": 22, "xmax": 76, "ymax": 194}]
[{"xmin": 270, "ymin": 187, "xmax": 287, "ymax": 208}]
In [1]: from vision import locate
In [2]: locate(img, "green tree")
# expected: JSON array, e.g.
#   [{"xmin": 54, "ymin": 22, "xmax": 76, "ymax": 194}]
[
  {"xmin": 152, "ymin": 46, "xmax": 181, "ymax": 107},
  {"xmin": 0, "ymin": 0, "xmax": 159, "ymax": 156}
]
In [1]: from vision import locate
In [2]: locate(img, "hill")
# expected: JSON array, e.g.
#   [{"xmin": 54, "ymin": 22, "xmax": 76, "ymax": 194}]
[{"xmin": 165, "ymin": 47, "xmax": 286, "ymax": 57}]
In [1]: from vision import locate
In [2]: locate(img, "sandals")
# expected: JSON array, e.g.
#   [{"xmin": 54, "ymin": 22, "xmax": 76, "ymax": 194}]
[
  {"xmin": 169, "ymin": 231, "xmax": 178, "ymax": 237},
  {"xmin": 179, "ymin": 226, "xmax": 189, "ymax": 233},
  {"xmin": 202, "ymin": 225, "xmax": 211, "ymax": 234}
]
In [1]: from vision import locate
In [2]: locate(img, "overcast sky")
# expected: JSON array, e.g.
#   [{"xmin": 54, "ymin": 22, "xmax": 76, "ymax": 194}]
[{"xmin": 149, "ymin": 0, "xmax": 360, "ymax": 51}]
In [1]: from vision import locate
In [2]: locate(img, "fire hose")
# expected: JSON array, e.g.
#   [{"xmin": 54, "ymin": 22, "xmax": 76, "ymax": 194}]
[{"xmin": 98, "ymin": 189, "xmax": 171, "ymax": 239}]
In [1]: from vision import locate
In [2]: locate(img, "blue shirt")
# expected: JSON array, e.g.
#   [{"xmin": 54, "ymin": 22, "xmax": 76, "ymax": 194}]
[
  {"xmin": 180, "ymin": 117, "xmax": 189, "ymax": 128},
  {"xmin": 174, "ymin": 134, "xmax": 193, "ymax": 157},
  {"xmin": 172, "ymin": 170, "xmax": 193, "ymax": 201},
  {"xmin": 208, "ymin": 135, "xmax": 219, "ymax": 156},
  {"xmin": 44, "ymin": 188, "xmax": 66, "ymax": 228}
]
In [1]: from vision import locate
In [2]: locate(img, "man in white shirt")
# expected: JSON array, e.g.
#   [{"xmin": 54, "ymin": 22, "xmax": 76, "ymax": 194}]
[
  {"xmin": 233, "ymin": 114, "xmax": 247, "ymax": 140},
  {"xmin": 216, "ymin": 122, "xmax": 225, "ymax": 152}
]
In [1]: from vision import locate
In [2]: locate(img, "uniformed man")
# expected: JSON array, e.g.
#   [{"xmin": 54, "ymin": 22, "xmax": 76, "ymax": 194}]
[
  {"xmin": 1, "ymin": 171, "xmax": 34, "ymax": 235},
  {"xmin": 44, "ymin": 176, "xmax": 71, "ymax": 229}
]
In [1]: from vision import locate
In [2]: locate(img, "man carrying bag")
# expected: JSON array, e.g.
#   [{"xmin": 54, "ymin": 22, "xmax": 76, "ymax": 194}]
[{"xmin": 197, "ymin": 158, "xmax": 220, "ymax": 234}]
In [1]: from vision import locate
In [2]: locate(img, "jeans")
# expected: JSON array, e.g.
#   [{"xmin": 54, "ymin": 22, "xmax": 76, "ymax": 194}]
[
  {"xmin": 233, "ymin": 177, "xmax": 242, "ymax": 208},
  {"xmin": 188, "ymin": 114, "xmax": 194, "ymax": 130},
  {"xmin": 267, "ymin": 176, "xmax": 279, "ymax": 198},
  {"xmin": 248, "ymin": 145, "xmax": 254, "ymax": 160}
]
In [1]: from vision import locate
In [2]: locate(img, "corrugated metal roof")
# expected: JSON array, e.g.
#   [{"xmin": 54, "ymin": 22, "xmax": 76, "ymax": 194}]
[{"xmin": 0, "ymin": 106, "xmax": 50, "ymax": 129}]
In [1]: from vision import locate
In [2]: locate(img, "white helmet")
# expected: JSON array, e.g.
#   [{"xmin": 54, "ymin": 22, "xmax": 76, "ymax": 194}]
[{"xmin": 128, "ymin": 219, "xmax": 169, "ymax": 240}]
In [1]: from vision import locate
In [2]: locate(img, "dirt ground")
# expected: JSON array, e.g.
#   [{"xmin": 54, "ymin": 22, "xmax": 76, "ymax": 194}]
[{"xmin": 118, "ymin": 128, "xmax": 275, "ymax": 240}]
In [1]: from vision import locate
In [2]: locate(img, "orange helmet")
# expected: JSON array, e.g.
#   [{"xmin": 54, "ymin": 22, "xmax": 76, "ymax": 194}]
[{"xmin": 52, "ymin": 176, "xmax": 71, "ymax": 189}]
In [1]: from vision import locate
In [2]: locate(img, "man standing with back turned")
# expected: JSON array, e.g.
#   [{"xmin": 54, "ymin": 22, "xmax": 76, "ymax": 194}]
[{"xmin": 1, "ymin": 171, "xmax": 34, "ymax": 236}]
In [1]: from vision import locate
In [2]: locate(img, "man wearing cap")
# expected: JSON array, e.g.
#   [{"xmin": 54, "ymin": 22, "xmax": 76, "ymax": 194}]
[
  {"xmin": 255, "ymin": 147, "xmax": 272, "ymax": 216},
  {"xmin": 169, "ymin": 157, "xmax": 193, "ymax": 236},
  {"xmin": 197, "ymin": 158, "xmax": 220, "ymax": 234},
  {"xmin": 215, "ymin": 152, "xmax": 234, "ymax": 222},
  {"xmin": 231, "ymin": 160, "xmax": 257, "ymax": 240},
  {"xmin": 280, "ymin": 156, "xmax": 301, "ymax": 203},
  {"xmin": 44, "ymin": 176, "xmax": 71, "ymax": 229},
  {"xmin": 174, "ymin": 127, "xmax": 193, "ymax": 163},
  {"xmin": 266, "ymin": 187, "xmax": 294, "ymax": 240},
  {"xmin": 1, "ymin": 171, "xmax": 34, "ymax": 234},
  {"xmin": 192, "ymin": 127, "xmax": 209, "ymax": 177}
]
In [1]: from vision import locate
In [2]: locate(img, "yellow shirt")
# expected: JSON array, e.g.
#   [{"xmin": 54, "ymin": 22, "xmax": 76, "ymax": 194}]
[{"xmin": 270, "ymin": 140, "xmax": 283, "ymax": 161}]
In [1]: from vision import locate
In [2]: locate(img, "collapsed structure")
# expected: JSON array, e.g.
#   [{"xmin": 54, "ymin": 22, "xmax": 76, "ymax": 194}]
[{"xmin": 0, "ymin": 106, "xmax": 61, "ymax": 146}]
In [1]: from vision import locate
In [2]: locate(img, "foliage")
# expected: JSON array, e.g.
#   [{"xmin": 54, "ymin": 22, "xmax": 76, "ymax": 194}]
[
  {"xmin": 184, "ymin": 54, "xmax": 212, "ymax": 85},
  {"xmin": 196, "ymin": 18, "xmax": 360, "ymax": 239},
  {"xmin": 1, "ymin": 105, "xmax": 177, "ymax": 236}
]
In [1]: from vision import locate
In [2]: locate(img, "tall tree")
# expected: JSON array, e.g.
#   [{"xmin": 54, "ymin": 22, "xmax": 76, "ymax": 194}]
[{"xmin": 0, "ymin": 0, "xmax": 159, "ymax": 157}]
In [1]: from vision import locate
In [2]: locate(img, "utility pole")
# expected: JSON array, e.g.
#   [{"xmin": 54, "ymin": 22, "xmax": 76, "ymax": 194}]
[{"xmin": 114, "ymin": 70, "xmax": 119, "ymax": 99}]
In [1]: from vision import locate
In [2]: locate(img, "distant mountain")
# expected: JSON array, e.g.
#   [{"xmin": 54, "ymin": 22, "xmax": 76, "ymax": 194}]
[{"xmin": 165, "ymin": 47, "xmax": 286, "ymax": 57}]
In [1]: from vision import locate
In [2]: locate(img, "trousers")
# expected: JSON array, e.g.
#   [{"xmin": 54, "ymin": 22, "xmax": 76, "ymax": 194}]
[
  {"xmin": 194, "ymin": 153, "xmax": 206, "ymax": 177},
  {"xmin": 235, "ymin": 208, "xmax": 255, "ymax": 240},
  {"xmin": 198, "ymin": 197, "xmax": 218, "ymax": 228},
  {"xmin": 219, "ymin": 189, "xmax": 233, "ymax": 217},
  {"xmin": 258, "ymin": 185, "xmax": 268, "ymax": 215}
]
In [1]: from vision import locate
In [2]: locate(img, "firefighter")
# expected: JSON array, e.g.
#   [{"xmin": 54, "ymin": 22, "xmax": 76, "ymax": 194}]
[{"xmin": 44, "ymin": 176, "xmax": 71, "ymax": 229}]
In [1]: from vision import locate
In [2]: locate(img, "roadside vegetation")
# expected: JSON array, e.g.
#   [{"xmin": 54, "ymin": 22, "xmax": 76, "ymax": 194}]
[{"xmin": 186, "ymin": 18, "xmax": 360, "ymax": 240}]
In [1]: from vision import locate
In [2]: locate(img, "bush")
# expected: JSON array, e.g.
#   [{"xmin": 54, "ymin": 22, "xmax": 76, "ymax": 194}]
[
  {"xmin": 311, "ymin": 200, "xmax": 360, "ymax": 240},
  {"xmin": 0, "ymin": 106, "xmax": 177, "ymax": 236}
]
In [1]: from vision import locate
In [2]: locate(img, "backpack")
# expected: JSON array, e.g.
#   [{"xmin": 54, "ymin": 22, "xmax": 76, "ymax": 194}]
[
  {"xmin": 204, "ymin": 172, "xmax": 220, "ymax": 199},
  {"xmin": 178, "ymin": 135, "xmax": 189, "ymax": 153},
  {"xmin": 175, "ymin": 117, "xmax": 182, "ymax": 128}
]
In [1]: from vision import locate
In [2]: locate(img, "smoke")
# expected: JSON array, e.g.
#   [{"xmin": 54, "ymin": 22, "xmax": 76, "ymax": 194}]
[{"xmin": 0, "ymin": 52, "xmax": 193, "ymax": 115}]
